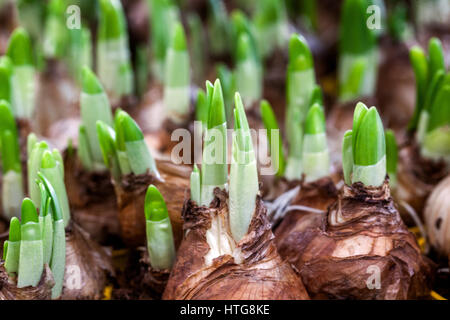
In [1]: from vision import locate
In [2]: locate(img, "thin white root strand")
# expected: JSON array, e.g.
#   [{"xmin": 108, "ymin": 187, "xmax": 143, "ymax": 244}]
[
  {"xmin": 400, "ymin": 200, "xmax": 429, "ymax": 254},
  {"xmin": 265, "ymin": 186, "xmax": 300, "ymax": 224}
]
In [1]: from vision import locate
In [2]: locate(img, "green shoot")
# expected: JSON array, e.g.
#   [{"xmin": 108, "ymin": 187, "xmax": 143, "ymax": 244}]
[
  {"xmin": 352, "ymin": 106, "xmax": 386, "ymax": 187},
  {"xmin": 0, "ymin": 101, "xmax": 23, "ymax": 219},
  {"xmin": 97, "ymin": 0, "xmax": 134, "ymax": 100},
  {"xmin": 40, "ymin": 150, "xmax": 70, "ymax": 227},
  {"xmin": 163, "ymin": 22, "xmax": 190, "ymax": 124},
  {"xmin": 80, "ymin": 66, "xmax": 113, "ymax": 170},
  {"xmin": 260, "ymin": 100, "xmax": 286, "ymax": 177},
  {"xmin": 42, "ymin": 0, "xmax": 67, "ymax": 59},
  {"xmin": 116, "ymin": 111, "xmax": 159, "ymax": 177},
  {"xmin": 253, "ymin": 0, "xmax": 288, "ymax": 57},
  {"xmin": 4, "ymin": 217, "xmax": 21, "ymax": 274},
  {"xmin": 302, "ymin": 103, "xmax": 330, "ymax": 182},
  {"xmin": 235, "ymin": 32, "xmax": 262, "ymax": 108},
  {"xmin": 6, "ymin": 27, "xmax": 36, "ymax": 119},
  {"xmin": 144, "ymin": 185, "xmax": 176, "ymax": 270},
  {"xmin": 338, "ymin": 0, "xmax": 378, "ymax": 102},
  {"xmin": 17, "ymin": 198, "xmax": 43, "ymax": 288},
  {"xmin": 38, "ymin": 172, "xmax": 66, "ymax": 299},
  {"xmin": 216, "ymin": 63, "xmax": 236, "ymax": 126},
  {"xmin": 385, "ymin": 129, "xmax": 398, "ymax": 188},
  {"xmin": 148, "ymin": 0, "xmax": 180, "ymax": 81},
  {"xmin": 0, "ymin": 56, "xmax": 13, "ymax": 103},
  {"xmin": 200, "ymin": 79, "xmax": 228, "ymax": 206},
  {"xmin": 190, "ymin": 164, "xmax": 201, "ymax": 204},
  {"xmin": 229, "ymin": 92, "xmax": 259, "ymax": 242},
  {"xmin": 285, "ymin": 33, "xmax": 315, "ymax": 172}
]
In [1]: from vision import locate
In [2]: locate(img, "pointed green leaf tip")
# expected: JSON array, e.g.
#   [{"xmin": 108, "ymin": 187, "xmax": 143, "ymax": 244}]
[
  {"xmin": 144, "ymin": 184, "xmax": 169, "ymax": 221},
  {"xmin": 120, "ymin": 112, "xmax": 144, "ymax": 142},
  {"xmin": 9, "ymin": 217, "xmax": 21, "ymax": 242},
  {"xmin": 236, "ymin": 32, "xmax": 252, "ymax": 62},
  {"xmin": 82, "ymin": 67, "xmax": 104, "ymax": 94},
  {"xmin": 21, "ymin": 198, "xmax": 39, "ymax": 224},
  {"xmin": 6, "ymin": 27, "xmax": 33, "ymax": 66},
  {"xmin": 352, "ymin": 102, "xmax": 369, "ymax": 152},
  {"xmin": 304, "ymin": 103, "xmax": 326, "ymax": 134},
  {"xmin": 428, "ymin": 37, "xmax": 445, "ymax": 79},
  {"xmin": 114, "ymin": 109, "xmax": 128, "ymax": 151},
  {"xmin": 195, "ymin": 88, "xmax": 208, "ymax": 124},
  {"xmin": 288, "ymin": 33, "xmax": 313, "ymax": 71},
  {"xmin": 96, "ymin": 120, "xmax": 116, "ymax": 167},
  {"xmin": 207, "ymin": 79, "xmax": 226, "ymax": 129},
  {"xmin": 354, "ymin": 107, "xmax": 385, "ymax": 166},
  {"xmin": 234, "ymin": 92, "xmax": 251, "ymax": 152},
  {"xmin": 41, "ymin": 150, "xmax": 57, "ymax": 169},
  {"xmin": 99, "ymin": 0, "xmax": 126, "ymax": 40},
  {"xmin": 37, "ymin": 172, "xmax": 63, "ymax": 221},
  {"xmin": 171, "ymin": 22, "xmax": 187, "ymax": 51}
]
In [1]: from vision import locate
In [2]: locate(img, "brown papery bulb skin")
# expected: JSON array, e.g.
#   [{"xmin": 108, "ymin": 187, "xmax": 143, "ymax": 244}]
[
  {"xmin": 424, "ymin": 175, "xmax": 450, "ymax": 257},
  {"xmin": 275, "ymin": 176, "xmax": 338, "ymax": 247},
  {"xmin": 64, "ymin": 149, "xmax": 119, "ymax": 243},
  {"xmin": 61, "ymin": 222, "xmax": 114, "ymax": 300},
  {"xmin": 0, "ymin": 264, "xmax": 54, "ymax": 300},
  {"xmin": 115, "ymin": 160, "xmax": 189, "ymax": 247},
  {"xmin": 163, "ymin": 189, "xmax": 310, "ymax": 300},
  {"xmin": 277, "ymin": 180, "xmax": 434, "ymax": 299}
]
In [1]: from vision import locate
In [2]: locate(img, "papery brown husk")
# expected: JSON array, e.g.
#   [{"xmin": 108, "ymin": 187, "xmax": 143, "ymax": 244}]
[
  {"xmin": 163, "ymin": 189, "xmax": 310, "ymax": 300},
  {"xmin": 114, "ymin": 247, "xmax": 170, "ymax": 300},
  {"xmin": 115, "ymin": 160, "xmax": 190, "ymax": 247},
  {"xmin": 274, "ymin": 176, "xmax": 338, "ymax": 236},
  {"xmin": 63, "ymin": 149, "xmax": 120, "ymax": 243},
  {"xmin": 61, "ymin": 222, "xmax": 114, "ymax": 300},
  {"xmin": 0, "ymin": 263, "xmax": 54, "ymax": 300},
  {"xmin": 277, "ymin": 179, "xmax": 434, "ymax": 299},
  {"xmin": 394, "ymin": 140, "xmax": 448, "ymax": 223}
]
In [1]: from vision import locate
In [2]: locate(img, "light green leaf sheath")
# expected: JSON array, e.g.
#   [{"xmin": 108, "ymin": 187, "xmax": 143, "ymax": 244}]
[
  {"xmin": 96, "ymin": 120, "xmax": 122, "ymax": 182},
  {"xmin": 164, "ymin": 22, "xmax": 190, "ymax": 123},
  {"xmin": 38, "ymin": 182, "xmax": 53, "ymax": 264},
  {"xmin": 285, "ymin": 107, "xmax": 304, "ymax": 180},
  {"xmin": 200, "ymin": 79, "xmax": 228, "ymax": 206},
  {"xmin": 229, "ymin": 93, "xmax": 259, "ymax": 243},
  {"xmin": 260, "ymin": 100, "xmax": 286, "ymax": 177},
  {"xmin": 81, "ymin": 66, "xmax": 113, "ymax": 168},
  {"xmin": 18, "ymin": 199, "xmax": 44, "ymax": 288},
  {"xmin": 408, "ymin": 46, "xmax": 428, "ymax": 130},
  {"xmin": 38, "ymin": 173, "xmax": 66, "ymax": 299},
  {"xmin": 303, "ymin": 104, "xmax": 330, "ymax": 182},
  {"xmin": 28, "ymin": 141, "xmax": 49, "ymax": 207},
  {"xmin": 235, "ymin": 33, "xmax": 262, "ymax": 107},
  {"xmin": 352, "ymin": 106, "xmax": 386, "ymax": 187},
  {"xmin": 4, "ymin": 217, "xmax": 21, "ymax": 274},
  {"xmin": 342, "ymin": 130, "xmax": 353, "ymax": 185},
  {"xmin": 114, "ymin": 109, "xmax": 132, "ymax": 174},
  {"xmin": 285, "ymin": 35, "xmax": 315, "ymax": 150},
  {"xmin": 120, "ymin": 111, "xmax": 160, "ymax": 178},
  {"xmin": 145, "ymin": 185, "xmax": 176, "ymax": 270},
  {"xmin": 190, "ymin": 164, "xmax": 201, "ymax": 204},
  {"xmin": 97, "ymin": 0, "xmax": 133, "ymax": 98},
  {"xmin": 41, "ymin": 150, "xmax": 71, "ymax": 227}
]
